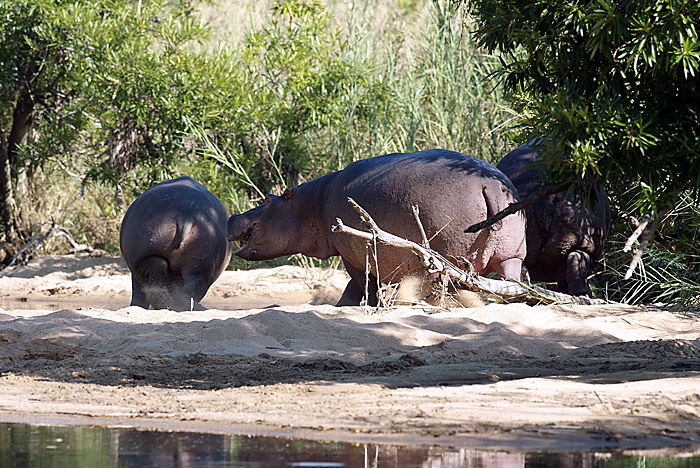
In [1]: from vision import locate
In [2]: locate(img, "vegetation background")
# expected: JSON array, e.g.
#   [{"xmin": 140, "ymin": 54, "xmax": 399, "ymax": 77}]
[{"xmin": 0, "ymin": 0, "xmax": 697, "ymax": 308}]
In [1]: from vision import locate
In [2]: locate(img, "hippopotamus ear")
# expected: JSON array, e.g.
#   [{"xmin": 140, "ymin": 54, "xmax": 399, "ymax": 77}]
[{"xmin": 282, "ymin": 188, "xmax": 292, "ymax": 201}]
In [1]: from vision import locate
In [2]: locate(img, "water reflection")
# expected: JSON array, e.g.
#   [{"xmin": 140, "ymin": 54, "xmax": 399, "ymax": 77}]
[{"xmin": 0, "ymin": 423, "xmax": 699, "ymax": 468}]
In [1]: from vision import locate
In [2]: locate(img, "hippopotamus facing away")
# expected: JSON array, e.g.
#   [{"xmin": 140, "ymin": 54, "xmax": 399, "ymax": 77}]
[
  {"xmin": 228, "ymin": 149, "xmax": 526, "ymax": 306},
  {"xmin": 120, "ymin": 176, "xmax": 232, "ymax": 310},
  {"xmin": 497, "ymin": 143, "xmax": 610, "ymax": 296}
]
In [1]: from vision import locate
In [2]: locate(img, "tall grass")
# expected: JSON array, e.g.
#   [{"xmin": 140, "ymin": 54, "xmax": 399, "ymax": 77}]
[
  {"xmin": 188, "ymin": 0, "xmax": 515, "ymax": 200},
  {"xmin": 311, "ymin": 0, "xmax": 514, "ymax": 168},
  {"xmin": 381, "ymin": 0, "xmax": 514, "ymax": 161}
]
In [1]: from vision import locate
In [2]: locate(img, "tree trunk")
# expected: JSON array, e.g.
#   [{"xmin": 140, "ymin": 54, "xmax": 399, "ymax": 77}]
[{"xmin": 0, "ymin": 86, "xmax": 34, "ymax": 261}]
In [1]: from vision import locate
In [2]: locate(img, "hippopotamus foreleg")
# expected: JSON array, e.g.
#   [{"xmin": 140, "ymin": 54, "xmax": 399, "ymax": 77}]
[{"xmin": 561, "ymin": 250, "xmax": 593, "ymax": 296}]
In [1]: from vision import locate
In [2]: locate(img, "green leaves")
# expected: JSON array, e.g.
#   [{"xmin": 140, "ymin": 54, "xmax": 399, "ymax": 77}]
[
  {"xmin": 469, "ymin": 0, "xmax": 700, "ymax": 210},
  {"xmin": 0, "ymin": 0, "xmax": 221, "ymax": 197},
  {"xmin": 197, "ymin": 0, "xmax": 391, "ymax": 195}
]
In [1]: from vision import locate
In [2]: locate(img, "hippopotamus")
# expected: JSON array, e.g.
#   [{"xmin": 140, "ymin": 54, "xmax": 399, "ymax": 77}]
[
  {"xmin": 228, "ymin": 149, "xmax": 526, "ymax": 306},
  {"xmin": 497, "ymin": 143, "xmax": 610, "ymax": 296},
  {"xmin": 120, "ymin": 176, "xmax": 233, "ymax": 310}
]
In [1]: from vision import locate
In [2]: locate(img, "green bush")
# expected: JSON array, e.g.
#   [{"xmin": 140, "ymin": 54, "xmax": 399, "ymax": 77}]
[
  {"xmin": 0, "ymin": 0, "xmax": 215, "ymax": 253},
  {"xmin": 190, "ymin": 0, "xmax": 393, "ymax": 203},
  {"xmin": 468, "ymin": 0, "xmax": 700, "ymax": 208},
  {"xmin": 189, "ymin": 0, "xmax": 514, "ymax": 204},
  {"xmin": 467, "ymin": 0, "xmax": 700, "ymax": 309},
  {"xmin": 599, "ymin": 190, "xmax": 700, "ymax": 308}
]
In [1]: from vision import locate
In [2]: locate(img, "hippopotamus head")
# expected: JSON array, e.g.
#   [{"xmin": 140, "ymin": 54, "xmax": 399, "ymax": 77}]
[{"xmin": 227, "ymin": 189, "xmax": 306, "ymax": 260}]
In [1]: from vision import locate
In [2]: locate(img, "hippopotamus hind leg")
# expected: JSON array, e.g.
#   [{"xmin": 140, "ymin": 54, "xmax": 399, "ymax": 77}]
[
  {"xmin": 493, "ymin": 257, "xmax": 523, "ymax": 282},
  {"xmin": 131, "ymin": 256, "xmax": 170, "ymax": 309},
  {"xmin": 337, "ymin": 260, "xmax": 379, "ymax": 306},
  {"xmin": 179, "ymin": 274, "xmax": 208, "ymax": 311},
  {"xmin": 130, "ymin": 277, "xmax": 150, "ymax": 308},
  {"xmin": 139, "ymin": 256, "xmax": 169, "ymax": 282},
  {"xmin": 565, "ymin": 250, "xmax": 593, "ymax": 296}
]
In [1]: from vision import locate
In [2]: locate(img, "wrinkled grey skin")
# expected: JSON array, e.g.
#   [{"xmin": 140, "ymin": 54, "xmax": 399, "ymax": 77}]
[
  {"xmin": 497, "ymin": 144, "xmax": 610, "ymax": 296},
  {"xmin": 120, "ymin": 176, "xmax": 233, "ymax": 310},
  {"xmin": 228, "ymin": 149, "xmax": 526, "ymax": 306}
]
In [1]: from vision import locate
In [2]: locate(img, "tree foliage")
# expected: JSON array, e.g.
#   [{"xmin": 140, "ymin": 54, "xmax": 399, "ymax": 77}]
[
  {"xmin": 0, "ymin": 0, "xmax": 211, "ymax": 255},
  {"xmin": 467, "ymin": 0, "xmax": 700, "ymax": 304},
  {"xmin": 468, "ymin": 0, "xmax": 700, "ymax": 214},
  {"xmin": 0, "ymin": 0, "xmax": 517, "ymax": 265}
]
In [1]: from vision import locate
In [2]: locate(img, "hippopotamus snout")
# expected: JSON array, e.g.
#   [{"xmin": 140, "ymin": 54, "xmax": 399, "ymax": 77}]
[
  {"xmin": 227, "ymin": 214, "xmax": 251, "ymax": 242},
  {"xmin": 227, "ymin": 207, "xmax": 268, "ymax": 259}
]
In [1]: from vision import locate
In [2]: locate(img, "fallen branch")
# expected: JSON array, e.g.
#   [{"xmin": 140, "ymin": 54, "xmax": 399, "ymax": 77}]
[
  {"xmin": 332, "ymin": 197, "xmax": 606, "ymax": 306},
  {"xmin": 1, "ymin": 222, "xmax": 105, "ymax": 274},
  {"xmin": 412, "ymin": 205, "xmax": 430, "ymax": 250},
  {"xmin": 464, "ymin": 181, "xmax": 570, "ymax": 233}
]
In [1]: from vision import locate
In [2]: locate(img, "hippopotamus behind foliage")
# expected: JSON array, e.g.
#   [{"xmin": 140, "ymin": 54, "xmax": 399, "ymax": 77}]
[
  {"xmin": 228, "ymin": 149, "xmax": 527, "ymax": 306},
  {"xmin": 497, "ymin": 143, "xmax": 610, "ymax": 296},
  {"xmin": 120, "ymin": 176, "xmax": 232, "ymax": 310}
]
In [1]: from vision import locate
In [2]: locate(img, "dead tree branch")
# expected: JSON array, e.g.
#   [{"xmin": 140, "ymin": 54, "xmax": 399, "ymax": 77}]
[
  {"xmin": 332, "ymin": 197, "xmax": 606, "ymax": 305},
  {"xmin": 464, "ymin": 181, "xmax": 569, "ymax": 233},
  {"xmin": 1, "ymin": 222, "xmax": 105, "ymax": 274},
  {"xmin": 623, "ymin": 205, "xmax": 670, "ymax": 280},
  {"xmin": 412, "ymin": 205, "xmax": 430, "ymax": 250},
  {"xmin": 623, "ymin": 214, "xmax": 652, "ymax": 252}
]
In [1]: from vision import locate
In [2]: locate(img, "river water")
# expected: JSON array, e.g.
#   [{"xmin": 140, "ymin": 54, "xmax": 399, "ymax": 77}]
[{"xmin": 1, "ymin": 422, "xmax": 699, "ymax": 468}]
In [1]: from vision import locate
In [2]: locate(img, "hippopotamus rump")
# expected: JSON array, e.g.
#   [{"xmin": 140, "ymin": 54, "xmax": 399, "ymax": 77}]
[
  {"xmin": 228, "ymin": 149, "xmax": 526, "ymax": 306},
  {"xmin": 497, "ymin": 143, "xmax": 610, "ymax": 296},
  {"xmin": 120, "ymin": 176, "xmax": 232, "ymax": 310}
]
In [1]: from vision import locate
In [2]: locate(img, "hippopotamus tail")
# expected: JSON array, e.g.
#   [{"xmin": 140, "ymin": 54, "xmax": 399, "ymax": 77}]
[
  {"xmin": 482, "ymin": 185, "xmax": 505, "ymax": 231},
  {"xmin": 172, "ymin": 215, "xmax": 195, "ymax": 250}
]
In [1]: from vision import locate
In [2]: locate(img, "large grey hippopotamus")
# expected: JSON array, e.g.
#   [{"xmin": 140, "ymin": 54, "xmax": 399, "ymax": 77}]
[
  {"xmin": 120, "ymin": 176, "xmax": 232, "ymax": 310},
  {"xmin": 228, "ymin": 149, "xmax": 526, "ymax": 306},
  {"xmin": 497, "ymin": 143, "xmax": 610, "ymax": 296}
]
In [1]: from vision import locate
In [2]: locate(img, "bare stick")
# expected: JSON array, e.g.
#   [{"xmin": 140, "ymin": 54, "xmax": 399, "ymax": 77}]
[
  {"xmin": 370, "ymin": 231, "xmax": 385, "ymax": 308},
  {"xmin": 1, "ymin": 222, "xmax": 104, "ymax": 275},
  {"xmin": 332, "ymin": 198, "xmax": 606, "ymax": 305},
  {"xmin": 624, "ymin": 205, "xmax": 670, "ymax": 280},
  {"xmin": 623, "ymin": 214, "xmax": 651, "ymax": 252},
  {"xmin": 464, "ymin": 182, "xmax": 569, "ymax": 233},
  {"xmin": 3, "ymin": 222, "xmax": 56, "ymax": 270},
  {"xmin": 412, "ymin": 206, "xmax": 430, "ymax": 249}
]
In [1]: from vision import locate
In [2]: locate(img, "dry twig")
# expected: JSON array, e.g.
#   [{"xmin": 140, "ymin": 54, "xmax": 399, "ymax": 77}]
[
  {"xmin": 464, "ymin": 182, "xmax": 569, "ymax": 233},
  {"xmin": 1, "ymin": 222, "xmax": 104, "ymax": 274}
]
